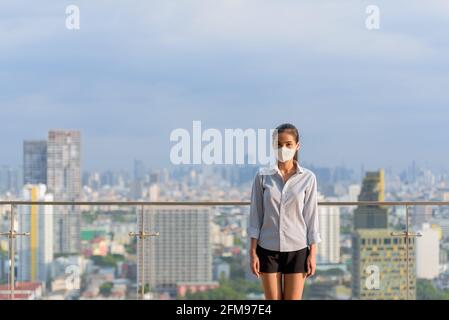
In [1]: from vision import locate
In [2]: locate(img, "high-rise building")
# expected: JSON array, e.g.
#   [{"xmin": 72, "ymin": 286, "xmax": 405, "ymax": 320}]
[
  {"xmin": 134, "ymin": 159, "xmax": 146, "ymax": 182},
  {"xmin": 415, "ymin": 223, "xmax": 440, "ymax": 279},
  {"xmin": 17, "ymin": 184, "xmax": 53, "ymax": 283},
  {"xmin": 317, "ymin": 194, "xmax": 340, "ymax": 264},
  {"xmin": 0, "ymin": 165, "xmax": 22, "ymax": 195},
  {"xmin": 138, "ymin": 206, "xmax": 212, "ymax": 296},
  {"xmin": 0, "ymin": 252, "xmax": 5, "ymax": 283},
  {"xmin": 23, "ymin": 140, "xmax": 47, "ymax": 185},
  {"xmin": 132, "ymin": 159, "xmax": 146, "ymax": 199},
  {"xmin": 352, "ymin": 170, "xmax": 416, "ymax": 300},
  {"xmin": 149, "ymin": 171, "xmax": 160, "ymax": 184},
  {"xmin": 429, "ymin": 219, "xmax": 449, "ymax": 240},
  {"xmin": 412, "ymin": 205, "xmax": 433, "ymax": 228},
  {"xmin": 354, "ymin": 170, "xmax": 388, "ymax": 230},
  {"xmin": 47, "ymin": 130, "xmax": 81, "ymax": 254},
  {"xmin": 352, "ymin": 229, "xmax": 416, "ymax": 300},
  {"xmin": 348, "ymin": 184, "xmax": 361, "ymax": 202},
  {"xmin": 148, "ymin": 184, "xmax": 160, "ymax": 202}
]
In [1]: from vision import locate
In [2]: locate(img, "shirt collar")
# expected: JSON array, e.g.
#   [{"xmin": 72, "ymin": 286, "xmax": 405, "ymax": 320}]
[{"xmin": 260, "ymin": 160, "xmax": 304, "ymax": 176}]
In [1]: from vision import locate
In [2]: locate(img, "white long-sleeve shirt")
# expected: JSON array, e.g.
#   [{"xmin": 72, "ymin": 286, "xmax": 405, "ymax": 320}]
[{"xmin": 248, "ymin": 160, "xmax": 322, "ymax": 252}]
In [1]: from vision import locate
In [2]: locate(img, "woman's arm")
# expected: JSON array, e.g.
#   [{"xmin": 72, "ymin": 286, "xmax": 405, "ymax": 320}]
[
  {"xmin": 306, "ymin": 243, "xmax": 317, "ymax": 277},
  {"xmin": 248, "ymin": 172, "xmax": 264, "ymax": 278},
  {"xmin": 250, "ymin": 238, "xmax": 258, "ymax": 256},
  {"xmin": 303, "ymin": 173, "xmax": 321, "ymax": 277},
  {"xmin": 250, "ymin": 238, "xmax": 260, "ymax": 278},
  {"xmin": 247, "ymin": 172, "xmax": 264, "ymax": 240},
  {"xmin": 303, "ymin": 174, "xmax": 321, "ymax": 246}
]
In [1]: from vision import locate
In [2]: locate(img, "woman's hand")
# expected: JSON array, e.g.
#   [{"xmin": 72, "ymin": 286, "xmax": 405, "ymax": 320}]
[
  {"xmin": 250, "ymin": 251, "xmax": 260, "ymax": 278},
  {"xmin": 306, "ymin": 245, "xmax": 317, "ymax": 278}
]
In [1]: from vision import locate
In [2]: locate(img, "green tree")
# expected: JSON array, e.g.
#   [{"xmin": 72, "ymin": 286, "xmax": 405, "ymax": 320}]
[
  {"xmin": 125, "ymin": 237, "xmax": 137, "ymax": 255},
  {"xmin": 91, "ymin": 254, "xmax": 125, "ymax": 267},
  {"xmin": 417, "ymin": 279, "xmax": 449, "ymax": 300},
  {"xmin": 315, "ymin": 268, "xmax": 345, "ymax": 277},
  {"xmin": 100, "ymin": 282, "xmax": 114, "ymax": 297},
  {"xmin": 234, "ymin": 237, "xmax": 242, "ymax": 246},
  {"xmin": 221, "ymin": 256, "xmax": 245, "ymax": 279},
  {"xmin": 137, "ymin": 283, "xmax": 150, "ymax": 294}
]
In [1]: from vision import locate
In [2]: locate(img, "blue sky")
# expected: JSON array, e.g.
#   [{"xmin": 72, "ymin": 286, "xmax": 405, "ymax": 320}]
[{"xmin": 1, "ymin": 0, "xmax": 449, "ymax": 172}]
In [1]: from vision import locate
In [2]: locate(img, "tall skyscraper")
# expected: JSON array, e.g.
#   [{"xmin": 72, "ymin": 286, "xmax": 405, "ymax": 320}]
[
  {"xmin": 352, "ymin": 229, "xmax": 416, "ymax": 300},
  {"xmin": 352, "ymin": 170, "xmax": 416, "ymax": 300},
  {"xmin": 354, "ymin": 170, "xmax": 388, "ymax": 229},
  {"xmin": 132, "ymin": 159, "xmax": 146, "ymax": 199},
  {"xmin": 47, "ymin": 130, "xmax": 81, "ymax": 254},
  {"xmin": 415, "ymin": 223, "xmax": 440, "ymax": 279},
  {"xmin": 23, "ymin": 140, "xmax": 47, "ymax": 185},
  {"xmin": 138, "ymin": 206, "xmax": 212, "ymax": 296},
  {"xmin": 317, "ymin": 194, "xmax": 340, "ymax": 264},
  {"xmin": 0, "ymin": 165, "xmax": 22, "ymax": 195},
  {"xmin": 17, "ymin": 184, "xmax": 54, "ymax": 283},
  {"xmin": 412, "ymin": 205, "xmax": 433, "ymax": 228}
]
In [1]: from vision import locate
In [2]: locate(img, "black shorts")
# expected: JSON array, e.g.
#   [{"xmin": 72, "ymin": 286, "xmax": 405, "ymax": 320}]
[{"xmin": 256, "ymin": 244, "xmax": 309, "ymax": 274}]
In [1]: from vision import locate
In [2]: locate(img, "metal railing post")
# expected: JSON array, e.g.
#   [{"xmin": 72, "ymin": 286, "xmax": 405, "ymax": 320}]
[
  {"xmin": 129, "ymin": 204, "xmax": 159, "ymax": 300},
  {"xmin": 140, "ymin": 205, "xmax": 145, "ymax": 300},
  {"xmin": 0, "ymin": 204, "xmax": 30, "ymax": 300},
  {"xmin": 390, "ymin": 204, "xmax": 422, "ymax": 300},
  {"xmin": 405, "ymin": 204, "xmax": 410, "ymax": 301},
  {"xmin": 9, "ymin": 204, "xmax": 15, "ymax": 301}
]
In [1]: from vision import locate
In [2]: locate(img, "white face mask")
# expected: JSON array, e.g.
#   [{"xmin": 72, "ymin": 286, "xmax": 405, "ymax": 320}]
[{"xmin": 275, "ymin": 146, "xmax": 297, "ymax": 162}]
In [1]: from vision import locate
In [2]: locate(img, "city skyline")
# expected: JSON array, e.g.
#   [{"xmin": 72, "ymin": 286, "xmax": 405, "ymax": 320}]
[{"xmin": 2, "ymin": 130, "xmax": 448, "ymax": 178}]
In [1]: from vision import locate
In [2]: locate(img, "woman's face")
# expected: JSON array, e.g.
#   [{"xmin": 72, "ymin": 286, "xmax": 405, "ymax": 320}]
[{"xmin": 274, "ymin": 132, "xmax": 299, "ymax": 151}]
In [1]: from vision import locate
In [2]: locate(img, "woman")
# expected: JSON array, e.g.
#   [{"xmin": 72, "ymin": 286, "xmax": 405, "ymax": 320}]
[{"xmin": 248, "ymin": 123, "xmax": 321, "ymax": 300}]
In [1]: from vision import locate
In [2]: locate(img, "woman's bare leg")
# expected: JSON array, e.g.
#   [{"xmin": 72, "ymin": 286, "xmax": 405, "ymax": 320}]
[
  {"xmin": 260, "ymin": 272, "xmax": 283, "ymax": 300},
  {"xmin": 283, "ymin": 273, "xmax": 307, "ymax": 300}
]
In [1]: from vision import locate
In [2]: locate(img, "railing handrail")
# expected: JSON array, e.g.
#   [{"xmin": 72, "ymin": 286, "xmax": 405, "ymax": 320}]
[{"xmin": 0, "ymin": 200, "xmax": 449, "ymax": 206}]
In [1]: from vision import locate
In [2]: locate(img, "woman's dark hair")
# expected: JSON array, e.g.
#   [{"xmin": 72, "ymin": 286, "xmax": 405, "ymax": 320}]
[{"xmin": 272, "ymin": 123, "xmax": 300, "ymax": 161}]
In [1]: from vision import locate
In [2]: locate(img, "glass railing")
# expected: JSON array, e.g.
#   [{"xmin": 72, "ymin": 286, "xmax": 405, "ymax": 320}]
[{"xmin": 1, "ymin": 201, "xmax": 448, "ymax": 300}]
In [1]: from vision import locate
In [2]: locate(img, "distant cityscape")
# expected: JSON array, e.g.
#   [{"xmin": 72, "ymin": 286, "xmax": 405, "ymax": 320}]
[{"xmin": 1, "ymin": 130, "xmax": 449, "ymax": 299}]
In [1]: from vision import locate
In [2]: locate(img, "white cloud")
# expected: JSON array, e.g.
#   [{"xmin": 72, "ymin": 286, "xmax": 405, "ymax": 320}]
[
  {"xmin": 0, "ymin": 0, "xmax": 441, "ymax": 62},
  {"xmin": 1, "ymin": 0, "xmax": 449, "ymax": 169}
]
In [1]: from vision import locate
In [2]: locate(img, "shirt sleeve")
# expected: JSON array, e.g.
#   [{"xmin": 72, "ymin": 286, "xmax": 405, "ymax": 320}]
[
  {"xmin": 303, "ymin": 173, "xmax": 322, "ymax": 245},
  {"xmin": 247, "ymin": 172, "xmax": 264, "ymax": 240}
]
